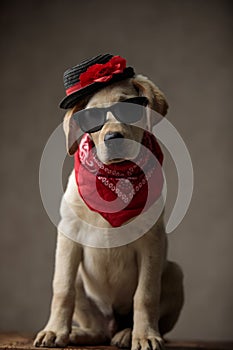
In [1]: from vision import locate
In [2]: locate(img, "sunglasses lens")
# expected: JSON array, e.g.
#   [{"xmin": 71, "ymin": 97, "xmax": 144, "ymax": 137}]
[
  {"xmin": 73, "ymin": 108, "xmax": 105, "ymax": 133},
  {"xmin": 114, "ymin": 97, "xmax": 148, "ymax": 123}
]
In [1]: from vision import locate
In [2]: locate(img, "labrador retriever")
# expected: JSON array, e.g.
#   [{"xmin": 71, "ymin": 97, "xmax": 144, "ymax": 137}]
[{"xmin": 34, "ymin": 74, "xmax": 184, "ymax": 350}]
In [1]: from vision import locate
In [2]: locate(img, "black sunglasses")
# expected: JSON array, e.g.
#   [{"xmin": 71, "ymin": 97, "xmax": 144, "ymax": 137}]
[{"xmin": 72, "ymin": 96, "xmax": 149, "ymax": 133}]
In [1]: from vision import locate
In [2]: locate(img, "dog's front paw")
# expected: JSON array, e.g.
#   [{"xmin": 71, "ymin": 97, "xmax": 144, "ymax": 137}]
[
  {"xmin": 34, "ymin": 329, "xmax": 69, "ymax": 347},
  {"xmin": 132, "ymin": 330, "xmax": 164, "ymax": 350}
]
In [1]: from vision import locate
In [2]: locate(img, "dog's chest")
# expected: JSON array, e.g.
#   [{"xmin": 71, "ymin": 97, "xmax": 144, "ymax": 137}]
[
  {"xmin": 83, "ymin": 245, "xmax": 137, "ymax": 283},
  {"xmin": 80, "ymin": 245, "xmax": 138, "ymax": 310}
]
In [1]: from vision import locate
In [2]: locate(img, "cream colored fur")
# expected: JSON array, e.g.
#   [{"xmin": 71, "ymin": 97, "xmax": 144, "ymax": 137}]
[{"xmin": 34, "ymin": 75, "xmax": 184, "ymax": 350}]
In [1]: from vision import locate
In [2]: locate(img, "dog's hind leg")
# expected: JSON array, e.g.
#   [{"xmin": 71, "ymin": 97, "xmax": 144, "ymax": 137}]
[
  {"xmin": 70, "ymin": 276, "xmax": 116, "ymax": 345},
  {"xmin": 70, "ymin": 325, "xmax": 110, "ymax": 345},
  {"xmin": 111, "ymin": 328, "xmax": 132, "ymax": 348},
  {"xmin": 111, "ymin": 310, "xmax": 133, "ymax": 348},
  {"xmin": 159, "ymin": 260, "xmax": 184, "ymax": 336}
]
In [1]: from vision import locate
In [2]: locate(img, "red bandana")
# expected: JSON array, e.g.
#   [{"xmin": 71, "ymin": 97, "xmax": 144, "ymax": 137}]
[{"xmin": 74, "ymin": 132, "xmax": 164, "ymax": 227}]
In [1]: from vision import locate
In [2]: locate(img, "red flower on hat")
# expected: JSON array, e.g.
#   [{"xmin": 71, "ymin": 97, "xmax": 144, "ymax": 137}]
[{"xmin": 79, "ymin": 56, "xmax": 126, "ymax": 87}]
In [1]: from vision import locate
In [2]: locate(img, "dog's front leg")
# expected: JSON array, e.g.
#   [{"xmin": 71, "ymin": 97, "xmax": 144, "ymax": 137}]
[
  {"xmin": 34, "ymin": 232, "xmax": 82, "ymax": 347},
  {"xmin": 132, "ymin": 230, "xmax": 166, "ymax": 350}
]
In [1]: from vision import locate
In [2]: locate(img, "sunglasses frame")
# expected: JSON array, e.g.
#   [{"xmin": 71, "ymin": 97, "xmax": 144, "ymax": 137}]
[{"xmin": 73, "ymin": 96, "xmax": 149, "ymax": 133}]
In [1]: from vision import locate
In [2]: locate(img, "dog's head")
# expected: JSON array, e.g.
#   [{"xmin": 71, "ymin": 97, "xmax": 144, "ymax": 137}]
[{"xmin": 63, "ymin": 75, "xmax": 168, "ymax": 164}]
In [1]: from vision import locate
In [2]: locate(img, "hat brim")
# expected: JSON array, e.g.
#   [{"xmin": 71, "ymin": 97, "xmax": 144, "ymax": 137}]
[{"xmin": 59, "ymin": 67, "xmax": 135, "ymax": 109}]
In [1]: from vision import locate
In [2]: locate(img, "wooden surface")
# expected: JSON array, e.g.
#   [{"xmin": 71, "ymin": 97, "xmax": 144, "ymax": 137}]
[{"xmin": 0, "ymin": 334, "xmax": 232, "ymax": 350}]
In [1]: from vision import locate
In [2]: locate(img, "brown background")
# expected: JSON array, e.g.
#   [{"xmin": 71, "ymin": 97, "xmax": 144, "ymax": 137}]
[{"xmin": 0, "ymin": 0, "xmax": 232, "ymax": 341}]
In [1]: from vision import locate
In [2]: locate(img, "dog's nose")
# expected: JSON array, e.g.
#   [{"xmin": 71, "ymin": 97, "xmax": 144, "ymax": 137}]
[{"xmin": 104, "ymin": 132, "xmax": 124, "ymax": 142}]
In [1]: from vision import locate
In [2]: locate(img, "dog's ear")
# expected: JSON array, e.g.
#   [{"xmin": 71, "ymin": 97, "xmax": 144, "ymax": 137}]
[
  {"xmin": 132, "ymin": 75, "xmax": 168, "ymax": 130},
  {"xmin": 63, "ymin": 100, "xmax": 87, "ymax": 156}
]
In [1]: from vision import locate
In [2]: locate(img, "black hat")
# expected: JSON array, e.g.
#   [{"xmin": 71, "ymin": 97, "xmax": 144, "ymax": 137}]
[{"xmin": 60, "ymin": 54, "xmax": 135, "ymax": 109}]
